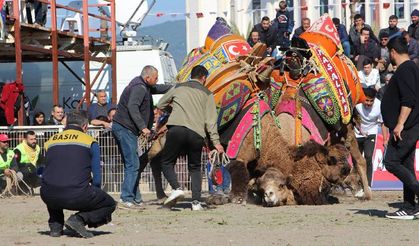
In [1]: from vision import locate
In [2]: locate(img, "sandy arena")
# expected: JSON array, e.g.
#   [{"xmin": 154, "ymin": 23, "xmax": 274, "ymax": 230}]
[{"xmin": 0, "ymin": 191, "xmax": 418, "ymax": 245}]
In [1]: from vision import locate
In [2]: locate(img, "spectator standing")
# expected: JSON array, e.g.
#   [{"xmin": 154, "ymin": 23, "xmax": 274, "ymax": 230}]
[
  {"xmin": 14, "ymin": 131, "xmax": 43, "ymax": 189},
  {"xmin": 248, "ymin": 16, "xmax": 276, "ymax": 53},
  {"xmin": 32, "ymin": 111, "xmax": 46, "ymax": 126},
  {"xmin": 33, "ymin": 0, "xmax": 48, "ymax": 27},
  {"xmin": 47, "ymin": 105, "xmax": 65, "ymax": 125},
  {"xmin": 401, "ymin": 31, "xmax": 419, "ymax": 66},
  {"xmin": 332, "ymin": 18, "xmax": 351, "ymax": 57},
  {"xmin": 379, "ymin": 15, "xmax": 403, "ymax": 39},
  {"xmin": 112, "ymin": 65, "xmax": 172, "ymax": 209},
  {"xmin": 358, "ymin": 58, "xmax": 381, "ymax": 91},
  {"xmin": 157, "ymin": 65, "xmax": 224, "ymax": 210},
  {"xmin": 353, "ymin": 28, "xmax": 380, "ymax": 69},
  {"xmin": 88, "ymin": 90, "xmax": 116, "ymax": 128},
  {"xmin": 272, "ymin": 1, "xmax": 294, "ymax": 49},
  {"xmin": 381, "ymin": 36, "xmax": 419, "ymax": 220},
  {"xmin": 408, "ymin": 9, "xmax": 418, "ymax": 40},
  {"xmin": 349, "ymin": 14, "xmax": 379, "ymax": 46},
  {"xmin": 292, "ymin": 18, "xmax": 310, "ymax": 39},
  {"xmin": 40, "ymin": 111, "xmax": 116, "ymax": 238},
  {"xmin": 354, "ymin": 88, "xmax": 387, "ymax": 188}
]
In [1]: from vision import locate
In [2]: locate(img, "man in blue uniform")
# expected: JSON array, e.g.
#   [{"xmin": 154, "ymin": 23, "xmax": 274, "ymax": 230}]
[{"xmin": 40, "ymin": 111, "xmax": 116, "ymax": 238}]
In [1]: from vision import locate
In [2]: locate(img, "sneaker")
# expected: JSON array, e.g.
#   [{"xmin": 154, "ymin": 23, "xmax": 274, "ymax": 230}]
[
  {"xmin": 65, "ymin": 215, "xmax": 94, "ymax": 238},
  {"xmin": 133, "ymin": 200, "xmax": 146, "ymax": 210},
  {"xmin": 385, "ymin": 208, "xmax": 415, "ymax": 220},
  {"xmin": 118, "ymin": 200, "xmax": 144, "ymax": 210},
  {"xmin": 191, "ymin": 200, "xmax": 204, "ymax": 211},
  {"xmin": 163, "ymin": 188, "xmax": 185, "ymax": 208}
]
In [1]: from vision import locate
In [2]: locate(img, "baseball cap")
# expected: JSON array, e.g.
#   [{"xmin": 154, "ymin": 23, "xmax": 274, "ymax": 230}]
[{"xmin": 0, "ymin": 134, "xmax": 10, "ymax": 142}]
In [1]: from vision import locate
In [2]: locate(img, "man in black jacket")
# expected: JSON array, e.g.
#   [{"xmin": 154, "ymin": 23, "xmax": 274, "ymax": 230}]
[
  {"xmin": 381, "ymin": 36, "xmax": 419, "ymax": 220},
  {"xmin": 272, "ymin": 1, "xmax": 294, "ymax": 49},
  {"xmin": 112, "ymin": 65, "xmax": 172, "ymax": 209},
  {"xmin": 353, "ymin": 28, "xmax": 380, "ymax": 69},
  {"xmin": 248, "ymin": 16, "xmax": 275, "ymax": 53}
]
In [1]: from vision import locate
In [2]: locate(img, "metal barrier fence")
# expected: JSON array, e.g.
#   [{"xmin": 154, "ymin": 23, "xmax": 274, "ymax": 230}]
[{"xmin": 0, "ymin": 126, "xmax": 211, "ymax": 194}]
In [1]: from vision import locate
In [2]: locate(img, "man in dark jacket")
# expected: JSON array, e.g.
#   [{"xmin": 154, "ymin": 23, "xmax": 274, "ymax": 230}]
[
  {"xmin": 112, "ymin": 65, "xmax": 172, "ymax": 209},
  {"xmin": 292, "ymin": 17, "xmax": 310, "ymax": 39},
  {"xmin": 349, "ymin": 14, "xmax": 379, "ymax": 45},
  {"xmin": 272, "ymin": 1, "xmax": 294, "ymax": 49},
  {"xmin": 353, "ymin": 28, "xmax": 380, "ymax": 69},
  {"xmin": 40, "ymin": 111, "xmax": 116, "ymax": 238},
  {"xmin": 381, "ymin": 36, "xmax": 419, "ymax": 220},
  {"xmin": 379, "ymin": 15, "xmax": 403, "ymax": 40},
  {"xmin": 408, "ymin": 9, "xmax": 418, "ymax": 40},
  {"xmin": 333, "ymin": 18, "xmax": 351, "ymax": 57},
  {"xmin": 248, "ymin": 16, "xmax": 276, "ymax": 53}
]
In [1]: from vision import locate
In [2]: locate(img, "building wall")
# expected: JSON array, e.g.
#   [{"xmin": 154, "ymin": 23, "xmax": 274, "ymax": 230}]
[{"xmin": 186, "ymin": 0, "xmax": 418, "ymax": 52}]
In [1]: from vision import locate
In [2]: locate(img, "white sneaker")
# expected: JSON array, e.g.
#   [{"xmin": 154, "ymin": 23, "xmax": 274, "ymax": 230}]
[
  {"xmin": 163, "ymin": 188, "xmax": 185, "ymax": 207},
  {"xmin": 191, "ymin": 200, "xmax": 204, "ymax": 211}
]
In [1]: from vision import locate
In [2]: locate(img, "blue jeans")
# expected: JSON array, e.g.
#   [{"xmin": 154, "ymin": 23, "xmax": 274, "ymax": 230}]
[
  {"xmin": 112, "ymin": 122, "xmax": 142, "ymax": 203},
  {"xmin": 342, "ymin": 41, "xmax": 351, "ymax": 57}
]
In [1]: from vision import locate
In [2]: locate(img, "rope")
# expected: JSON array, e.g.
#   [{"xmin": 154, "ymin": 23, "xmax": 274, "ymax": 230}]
[
  {"xmin": 252, "ymin": 95, "xmax": 262, "ymax": 152},
  {"xmin": 208, "ymin": 149, "xmax": 230, "ymax": 168},
  {"xmin": 0, "ymin": 170, "xmax": 32, "ymax": 198},
  {"xmin": 271, "ymin": 110, "xmax": 281, "ymax": 129}
]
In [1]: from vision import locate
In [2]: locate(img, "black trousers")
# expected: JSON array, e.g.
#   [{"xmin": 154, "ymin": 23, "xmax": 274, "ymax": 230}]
[
  {"xmin": 40, "ymin": 185, "xmax": 116, "ymax": 230},
  {"xmin": 160, "ymin": 126, "xmax": 204, "ymax": 201},
  {"xmin": 19, "ymin": 164, "xmax": 41, "ymax": 188},
  {"xmin": 383, "ymin": 126, "xmax": 419, "ymax": 209},
  {"xmin": 357, "ymin": 134, "xmax": 376, "ymax": 186}
]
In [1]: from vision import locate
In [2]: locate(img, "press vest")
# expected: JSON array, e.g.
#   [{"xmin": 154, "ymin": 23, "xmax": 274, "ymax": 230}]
[
  {"xmin": 43, "ymin": 128, "xmax": 96, "ymax": 189},
  {"xmin": 0, "ymin": 149, "xmax": 15, "ymax": 171},
  {"xmin": 14, "ymin": 143, "xmax": 40, "ymax": 166}
]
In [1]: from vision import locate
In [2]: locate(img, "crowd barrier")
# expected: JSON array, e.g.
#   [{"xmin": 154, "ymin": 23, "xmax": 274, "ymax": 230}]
[{"xmin": 0, "ymin": 125, "xmax": 211, "ymax": 194}]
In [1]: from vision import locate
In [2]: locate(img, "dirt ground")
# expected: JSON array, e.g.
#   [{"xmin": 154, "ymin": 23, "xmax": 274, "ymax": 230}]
[{"xmin": 0, "ymin": 191, "xmax": 418, "ymax": 246}]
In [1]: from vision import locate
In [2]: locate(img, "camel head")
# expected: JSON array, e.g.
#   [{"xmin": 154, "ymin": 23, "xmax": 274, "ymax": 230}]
[{"xmin": 256, "ymin": 167, "xmax": 294, "ymax": 207}]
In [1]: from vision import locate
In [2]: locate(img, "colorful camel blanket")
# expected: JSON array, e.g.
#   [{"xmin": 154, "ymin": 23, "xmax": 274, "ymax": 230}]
[
  {"xmin": 276, "ymin": 99, "xmax": 326, "ymax": 145},
  {"xmin": 226, "ymin": 98, "xmax": 271, "ymax": 159}
]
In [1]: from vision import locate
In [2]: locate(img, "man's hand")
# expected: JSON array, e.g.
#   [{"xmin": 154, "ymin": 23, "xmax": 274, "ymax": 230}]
[
  {"xmin": 393, "ymin": 123, "xmax": 404, "ymax": 141},
  {"xmin": 142, "ymin": 128, "xmax": 151, "ymax": 137},
  {"xmin": 102, "ymin": 122, "xmax": 111, "ymax": 129},
  {"xmin": 214, "ymin": 144, "xmax": 224, "ymax": 153},
  {"xmin": 284, "ymin": 32, "xmax": 289, "ymax": 38},
  {"xmin": 3, "ymin": 168, "xmax": 11, "ymax": 177}
]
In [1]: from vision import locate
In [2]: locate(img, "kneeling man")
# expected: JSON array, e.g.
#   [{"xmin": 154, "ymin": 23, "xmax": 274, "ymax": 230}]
[{"xmin": 40, "ymin": 111, "xmax": 116, "ymax": 238}]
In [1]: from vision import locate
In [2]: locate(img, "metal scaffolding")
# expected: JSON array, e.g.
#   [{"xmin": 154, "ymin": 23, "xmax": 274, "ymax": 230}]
[{"xmin": 1, "ymin": 0, "xmax": 117, "ymax": 125}]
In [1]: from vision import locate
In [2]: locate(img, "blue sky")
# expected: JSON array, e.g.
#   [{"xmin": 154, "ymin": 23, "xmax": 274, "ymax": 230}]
[{"xmin": 142, "ymin": 0, "xmax": 186, "ymax": 27}]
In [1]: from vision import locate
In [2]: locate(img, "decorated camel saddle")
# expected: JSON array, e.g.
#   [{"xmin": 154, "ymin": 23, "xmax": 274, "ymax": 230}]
[
  {"xmin": 150, "ymin": 18, "xmax": 275, "ymax": 160},
  {"xmin": 271, "ymin": 15, "xmax": 365, "ymax": 143}
]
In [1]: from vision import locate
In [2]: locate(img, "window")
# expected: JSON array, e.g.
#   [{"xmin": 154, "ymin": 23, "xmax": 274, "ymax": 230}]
[
  {"xmin": 394, "ymin": 1, "xmax": 405, "ymax": 19},
  {"xmin": 320, "ymin": 0, "xmax": 329, "ymax": 15},
  {"xmin": 252, "ymin": 0, "xmax": 261, "ymax": 26}
]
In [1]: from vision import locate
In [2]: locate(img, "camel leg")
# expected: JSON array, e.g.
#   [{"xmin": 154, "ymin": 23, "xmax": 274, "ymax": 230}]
[
  {"xmin": 343, "ymin": 125, "xmax": 372, "ymax": 200},
  {"xmin": 226, "ymin": 160, "xmax": 250, "ymax": 204}
]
